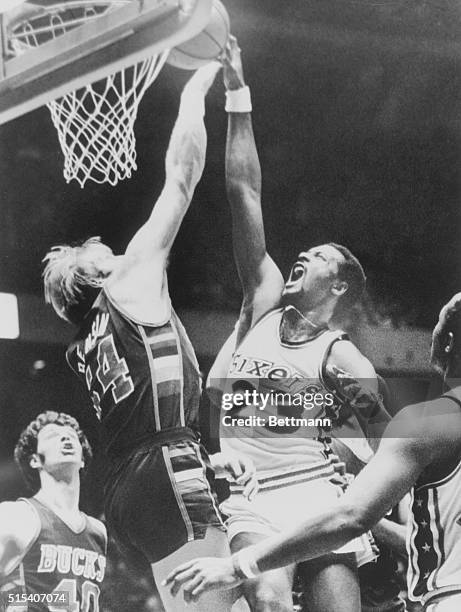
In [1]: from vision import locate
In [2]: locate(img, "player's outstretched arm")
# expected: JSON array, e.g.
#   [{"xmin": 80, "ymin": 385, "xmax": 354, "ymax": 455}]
[
  {"xmin": 125, "ymin": 62, "xmax": 220, "ymax": 261},
  {"xmin": 223, "ymin": 38, "xmax": 284, "ymax": 340},
  {"xmin": 164, "ymin": 399, "xmax": 461, "ymax": 601},
  {"xmin": 164, "ymin": 437, "xmax": 423, "ymax": 601},
  {"xmin": 0, "ymin": 502, "xmax": 39, "ymax": 578},
  {"xmin": 106, "ymin": 63, "xmax": 220, "ymax": 319}
]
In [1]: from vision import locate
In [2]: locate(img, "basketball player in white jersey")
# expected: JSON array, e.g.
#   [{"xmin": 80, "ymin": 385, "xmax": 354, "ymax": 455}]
[
  {"xmin": 200, "ymin": 39, "xmax": 389, "ymax": 612},
  {"xmin": 0, "ymin": 411, "xmax": 106, "ymax": 611},
  {"xmin": 167, "ymin": 292, "xmax": 461, "ymax": 612}
]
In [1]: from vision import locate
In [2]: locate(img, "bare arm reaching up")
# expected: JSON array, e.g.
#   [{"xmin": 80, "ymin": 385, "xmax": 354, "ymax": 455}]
[
  {"xmin": 223, "ymin": 38, "xmax": 284, "ymax": 342},
  {"xmin": 108, "ymin": 62, "xmax": 221, "ymax": 323}
]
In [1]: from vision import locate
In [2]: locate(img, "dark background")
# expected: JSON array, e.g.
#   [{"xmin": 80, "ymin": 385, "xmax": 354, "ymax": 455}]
[{"xmin": 0, "ymin": 0, "xmax": 460, "ymax": 506}]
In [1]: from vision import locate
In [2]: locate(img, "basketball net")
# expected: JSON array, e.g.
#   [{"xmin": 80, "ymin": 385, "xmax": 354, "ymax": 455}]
[{"xmin": 8, "ymin": 2, "xmax": 169, "ymax": 187}]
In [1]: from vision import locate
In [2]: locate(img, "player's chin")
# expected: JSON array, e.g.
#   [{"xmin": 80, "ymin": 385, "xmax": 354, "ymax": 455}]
[
  {"xmin": 57, "ymin": 454, "xmax": 81, "ymax": 466},
  {"xmin": 281, "ymin": 284, "xmax": 300, "ymax": 302}
]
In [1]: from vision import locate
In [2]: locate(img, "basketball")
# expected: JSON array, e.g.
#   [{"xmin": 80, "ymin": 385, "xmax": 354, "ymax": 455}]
[{"xmin": 167, "ymin": 0, "xmax": 230, "ymax": 70}]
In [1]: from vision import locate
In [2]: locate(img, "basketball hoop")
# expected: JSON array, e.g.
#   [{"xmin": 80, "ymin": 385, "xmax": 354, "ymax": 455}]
[{"xmin": 7, "ymin": 1, "xmax": 170, "ymax": 187}]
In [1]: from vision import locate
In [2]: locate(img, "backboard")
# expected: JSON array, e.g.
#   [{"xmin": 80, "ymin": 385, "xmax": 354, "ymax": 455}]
[{"xmin": 0, "ymin": 0, "xmax": 212, "ymax": 124}]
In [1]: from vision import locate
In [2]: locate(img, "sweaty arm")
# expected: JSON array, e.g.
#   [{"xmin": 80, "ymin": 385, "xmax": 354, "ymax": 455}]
[
  {"xmin": 224, "ymin": 40, "xmax": 284, "ymax": 343},
  {"xmin": 164, "ymin": 399, "xmax": 461, "ymax": 602},
  {"xmin": 0, "ymin": 501, "xmax": 40, "ymax": 579},
  {"xmin": 248, "ymin": 399, "xmax": 461, "ymax": 573},
  {"xmin": 107, "ymin": 63, "xmax": 221, "ymax": 322}
]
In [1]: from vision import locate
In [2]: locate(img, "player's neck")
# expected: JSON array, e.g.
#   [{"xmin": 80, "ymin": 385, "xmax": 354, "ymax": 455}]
[
  {"xmin": 280, "ymin": 305, "xmax": 328, "ymax": 343},
  {"xmin": 36, "ymin": 471, "xmax": 81, "ymax": 516}
]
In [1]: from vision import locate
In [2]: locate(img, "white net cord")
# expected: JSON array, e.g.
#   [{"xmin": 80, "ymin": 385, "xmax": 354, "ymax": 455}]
[
  {"xmin": 8, "ymin": 2, "xmax": 170, "ymax": 187},
  {"xmin": 47, "ymin": 51, "xmax": 169, "ymax": 187}
]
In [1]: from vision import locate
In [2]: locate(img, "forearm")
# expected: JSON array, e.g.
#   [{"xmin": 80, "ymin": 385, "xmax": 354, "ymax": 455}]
[
  {"xmin": 244, "ymin": 437, "xmax": 423, "ymax": 574},
  {"xmin": 226, "ymin": 113, "xmax": 261, "ymax": 205},
  {"xmin": 125, "ymin": 63, "xmax": 219, "ymax": 259},
  {"xmin": 251, "ymin": 504, "xmax": 365, "ymax": 572},
  {"xmin": 164, "ymin": 79, "xmax": 208, "ymax": 202},
  {"xmin": 226, "ymin": 112, "xmax": 266, "ymax": 279},
  {"xmin": 372, "ymin": 518, "xmax": 407, "ymax": 557}
]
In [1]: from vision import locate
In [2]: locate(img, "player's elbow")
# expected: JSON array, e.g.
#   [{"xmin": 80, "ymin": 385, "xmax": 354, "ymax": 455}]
[{"xmin": 226, "ymin": 176, "xmax": 260, "ymax": 206}]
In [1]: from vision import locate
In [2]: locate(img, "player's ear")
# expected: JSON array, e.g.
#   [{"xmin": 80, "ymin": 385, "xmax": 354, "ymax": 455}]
[
  {"xmin": 29, "ymin": 454, "xmax": 42, "ymax": 470},
  {"xmin": 332, "ymin": 280, "xmax": 348, "ymax": 297},
  {"xmin": 445, "ymin": 331, "xmax": 454, "ymax": 354}
]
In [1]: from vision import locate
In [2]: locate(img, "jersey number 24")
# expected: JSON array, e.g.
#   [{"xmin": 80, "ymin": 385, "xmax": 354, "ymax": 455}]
[{"xmin": 85, "ymin": 334, "xmax": 134, "ymax": 420}]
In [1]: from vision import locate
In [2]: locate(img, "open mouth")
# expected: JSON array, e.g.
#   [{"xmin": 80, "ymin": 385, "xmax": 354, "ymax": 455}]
[{"xmin": 286, "ymin": 262, "xmax": 305, "ymax": 286}]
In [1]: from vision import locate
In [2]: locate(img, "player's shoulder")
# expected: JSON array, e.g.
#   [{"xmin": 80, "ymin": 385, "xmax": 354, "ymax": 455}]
[
  {"xmin": 327, "ymin": 338, "xmax": 376, "ymax": 377},
  {"xmin": 0, "ymin": 500, "xmax": 41, "ymax": 545},
  {"xmin": 386, "ymin": 396, "xmax": 461, "ymax": 455},
  {"xmin": 86, "ymin": 515, "xmax": 107, "ymax": 543}
]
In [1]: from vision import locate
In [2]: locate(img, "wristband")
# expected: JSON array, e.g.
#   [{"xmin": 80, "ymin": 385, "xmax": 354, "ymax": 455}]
[
  {"xmin": 232, "ymin": 549, "xmax": 261, "ymax": 579},
  {"xmin": 225, "ymin": 86, "xmax": 252, "ymax": 113}
]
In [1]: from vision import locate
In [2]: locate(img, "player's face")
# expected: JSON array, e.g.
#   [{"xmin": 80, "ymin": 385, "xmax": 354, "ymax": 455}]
[
  {"xmin": 34, "ymin": 424, "xmax": 83, "ymax": 473},
  {"xmin": 283, "ymin": 245, "xmax": 345, "ymax": 306}
]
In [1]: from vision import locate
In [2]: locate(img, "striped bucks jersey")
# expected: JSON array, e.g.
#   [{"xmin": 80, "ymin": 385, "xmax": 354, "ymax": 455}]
[
  {"xmin": 66, "ymin": 288, "xmax": 202, "ymax": 454},
  {"xmin": 407, "ymin": 401, "xmax": 461, "ymax": 603},
  {"xmin": 0, "ymin": 498, "xmax": 106, "ymax": 612},
  {"xmin": 219, "ymin": 307, "xmax": 346, "ymax": 482}
]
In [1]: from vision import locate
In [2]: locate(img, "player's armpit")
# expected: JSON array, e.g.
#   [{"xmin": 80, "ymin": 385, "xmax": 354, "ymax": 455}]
[
  {"xmin": 104, "ymin": 256, "xmax": 170, "ymax": 325},
  {"xmin": 235, "ymin": 255, "xmax": 285, "ymax": 344}
]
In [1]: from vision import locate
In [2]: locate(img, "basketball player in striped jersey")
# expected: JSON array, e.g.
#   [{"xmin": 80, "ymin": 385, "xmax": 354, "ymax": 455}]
[
  {"xmin": 167, "ymin": 292, "xmax": 461, "ymax": 612},
  {"xmin": 199, "ymin": 39, "xmax": 392, "ymax": 612},
  {"xmin": 0, "ymin": 411, "xmax": 106, "ymax": 611},
  {"xmin": 42, "ymin": 63, "xmax": 255, "ymax": 612}
]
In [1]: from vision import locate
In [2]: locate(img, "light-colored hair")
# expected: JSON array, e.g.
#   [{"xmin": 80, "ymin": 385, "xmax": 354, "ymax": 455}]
[{"xmin": 43, "ymin": 236, "xmax": 111, "ymax": 325}]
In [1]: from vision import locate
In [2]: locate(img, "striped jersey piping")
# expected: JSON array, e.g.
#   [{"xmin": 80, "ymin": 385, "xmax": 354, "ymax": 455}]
[
  {"xmin": 421, "ymin": 585, "xmax": 461, "ymax": 608},
  {"xmin": 161, "ymin": 446, "xmax": 194, "ymax": 542},
  {"xmin": 230, "ymin": 461, "xmax": 335, "ymax": 493},
  {"xmin": 138, "ymin": 325, "xmax": 161, "ymax": 432}
]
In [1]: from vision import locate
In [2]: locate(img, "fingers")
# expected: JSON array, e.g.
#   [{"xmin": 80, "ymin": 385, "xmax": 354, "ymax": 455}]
[
  {"xmin": 228, "ymin": 456, "xmax": 244, "ymax": 480},
  {"xmin": 328, "ymin": 452, "xmax": 341, "ymax": 464},
  {"xmin": 228, "ymin": 34, "xmax": 240, "ymax": 53},
  {"xmin": 163, "ymin": 560, "xmax": 196, "ymax": 587},
  {"xmin": 182, "ymin": 573, "xmax": 204, "ymax": 603},
  {"xmin": 242, "ymin": 474, "xmax": 259, "ymax": 501},
  {"xmin": 234, "ymin": 457, "xmax": 258, "ymax": 500},
  {"xmin": 332, "ymin": 460, "xmax": 347, "ymax": 476},
  {"xmin": 222, "ymin": 34, "xmax": 241, "ymax": 62}
]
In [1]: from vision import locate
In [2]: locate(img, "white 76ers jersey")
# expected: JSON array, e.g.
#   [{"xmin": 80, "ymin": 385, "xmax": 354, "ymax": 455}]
[{"xmin": 218, "ymin": 308, "xmax": 346, "ymax": 484}]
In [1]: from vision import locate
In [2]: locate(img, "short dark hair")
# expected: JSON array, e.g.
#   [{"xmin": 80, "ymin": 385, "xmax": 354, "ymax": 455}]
[
  {"xmin": 14, "ymin": 411, "xmax": 92, "ymax": 491},
  {"xmin": 328, "ymin": 243, "xmax": 366, "ymax": 312}
]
